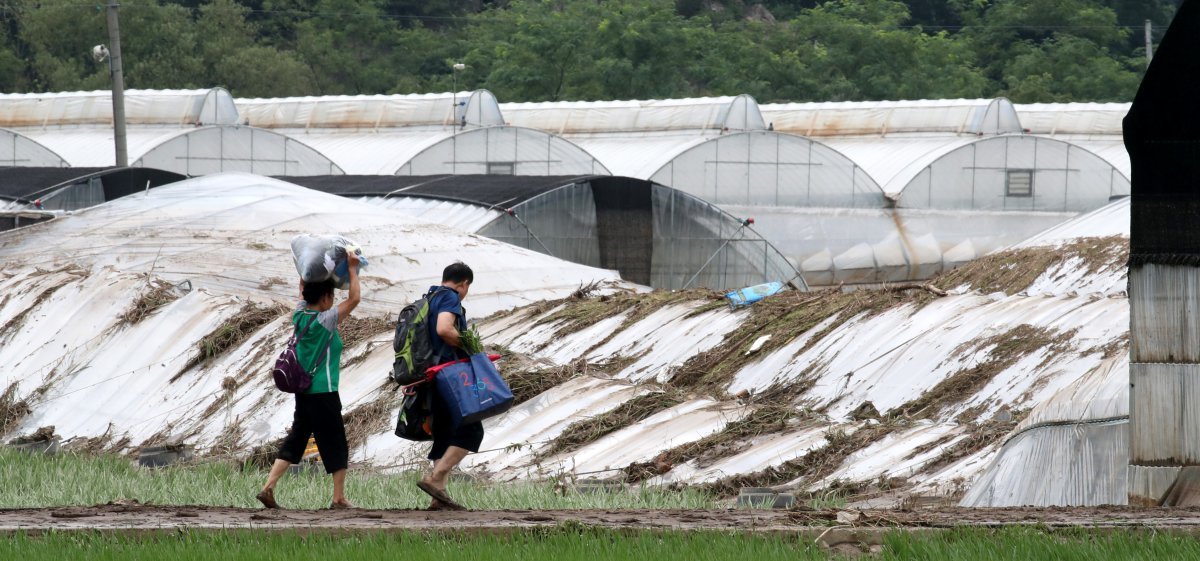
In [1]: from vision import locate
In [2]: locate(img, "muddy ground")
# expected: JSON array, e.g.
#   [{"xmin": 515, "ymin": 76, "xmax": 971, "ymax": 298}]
[{"xmin": 5, "ymin": 504, "xmax": 1200, "ymax": 538}]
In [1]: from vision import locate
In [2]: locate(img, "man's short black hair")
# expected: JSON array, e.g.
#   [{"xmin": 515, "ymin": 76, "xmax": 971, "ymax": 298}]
[
  {"xmin": 302, "ymin": 279, "xmax": 336, "ymax": 305},
  {"xmin": 442, "ymin": 262, "xmax": 474, "ymax": 284}
]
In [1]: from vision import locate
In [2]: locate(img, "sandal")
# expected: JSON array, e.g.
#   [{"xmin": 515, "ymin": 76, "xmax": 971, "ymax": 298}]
[
  {"xmin": 256, "ymin": 488, "xmax": 279, "ymax": 509},
  {"xmin": 329, "ymin": 500, "xmax": 356, "ymax": 510},
  {"xmin": 417, "ymin": 481, "xmax": 465, "ymax": 511}
]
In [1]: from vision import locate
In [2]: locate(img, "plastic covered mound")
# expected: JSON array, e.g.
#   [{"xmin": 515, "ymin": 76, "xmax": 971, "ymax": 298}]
[
  {"xmin": 0, "ymin": 174, "xmax": 1132, "ymax": 507},
  {"xmin": 0, "ymin": 171, "xmax": 624, "ymax": 317}
]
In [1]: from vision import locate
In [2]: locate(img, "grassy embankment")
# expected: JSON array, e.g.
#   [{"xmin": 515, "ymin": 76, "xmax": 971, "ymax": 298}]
[{"xmin": 0, "ymin": 448, "xmax": 711, "ymax": 510}]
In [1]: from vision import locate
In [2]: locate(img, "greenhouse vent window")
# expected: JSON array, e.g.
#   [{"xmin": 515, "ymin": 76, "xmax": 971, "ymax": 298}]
[{"xmin": 1006, "ymin": 169, "xmax": 1034, "ymax": 197}]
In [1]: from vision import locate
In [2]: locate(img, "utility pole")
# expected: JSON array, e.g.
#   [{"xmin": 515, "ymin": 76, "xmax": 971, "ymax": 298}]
[
  {"xmin": 105, "ymin": 0, "xmax": 128, "ymax": 167},
  {"xmin": 1145, "ymin": 19, "xmax": 1154, "ymax": 66}
]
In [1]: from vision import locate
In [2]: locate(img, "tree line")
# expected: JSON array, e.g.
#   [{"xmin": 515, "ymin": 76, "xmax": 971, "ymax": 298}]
[{"xmin": 0, "ymin": 0, "xmax": 1181, "ymax": 103}]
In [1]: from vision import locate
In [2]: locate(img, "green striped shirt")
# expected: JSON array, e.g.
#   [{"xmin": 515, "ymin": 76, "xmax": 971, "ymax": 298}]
[{"xmin": 293, "ymin": 302, "xmax": 344, "ymax": 394}]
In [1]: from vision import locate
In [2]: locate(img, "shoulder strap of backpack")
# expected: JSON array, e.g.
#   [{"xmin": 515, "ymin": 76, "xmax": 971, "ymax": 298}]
[{"xmin": 296, "ymin": 311, "xmax": 333, "ymax": 374}]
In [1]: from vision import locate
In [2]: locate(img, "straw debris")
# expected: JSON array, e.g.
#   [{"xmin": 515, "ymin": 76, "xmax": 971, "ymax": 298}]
[
  {"xmin": 119, "ymin": 279, "xmax": 181, "ymax": 325},
  {"xmin": 0, "ymin": 382, "xmax": 30, "ymax": 438},
  {"xmin": 537, "ymin": 387, "xmax": 688, "ymax": 461},
  {"xmin": 933, "ymin": 236, "xmax": 1128, "ymax": 295},
  {"xmin": 919, "ymin": 413, "xmax": 1027, "ymax": 475},
  {"xmin": 891, "ymin": 325, "xmax": 1075, "ymax": 420},
  {"xmin": 9, "ymin": 425, "xmax": 56, "ymax": 445},
  {"xmin": 702, "ymin": 420, "xmax": 903, "ymax": 497},
  {"xmin": 339, "ymin": 315, "xmax": 394, "ymax": 350},
  {"xmin": 623, "ymin": 404, "xmax": 818, "ymax": 483},
  {"xmin": 0, "ymin": 279, "xmax": 72, "ymax": 340},
  {"xmin": 531, "ymin": 288, "xmax": 724, "ymax": 354},
  {"xmin": 341, "ymin": 384, "xmax": 403, "ymax": 452},
  {"xmin": 176, "ymin": 302, "xmax": 290, "ymax": 379},
  {"xmin": 670, "ymin": 287, "xmax": 937, "ymax": 395}
]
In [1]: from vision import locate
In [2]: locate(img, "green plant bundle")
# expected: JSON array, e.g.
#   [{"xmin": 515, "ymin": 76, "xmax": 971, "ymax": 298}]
[{"xmin": 461, "ymin": 325, "xmax": 484, "ymax": 356}]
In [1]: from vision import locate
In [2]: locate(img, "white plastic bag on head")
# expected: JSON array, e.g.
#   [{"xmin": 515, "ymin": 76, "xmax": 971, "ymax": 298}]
[{"xmin": 290, "ymin": 234, "xmax": 368, "ymax": 290}]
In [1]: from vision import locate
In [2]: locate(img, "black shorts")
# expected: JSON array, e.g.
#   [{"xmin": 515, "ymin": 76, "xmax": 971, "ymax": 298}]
[
  {"xmin": 277, "ymin": 391, "xmax": 349, "ymax": 474},
  {"xmin": 428, "ymin": 388, "xmax": 484, "ymax": 461}
]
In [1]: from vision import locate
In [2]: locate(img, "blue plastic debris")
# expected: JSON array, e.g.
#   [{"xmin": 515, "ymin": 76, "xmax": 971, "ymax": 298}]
[{"xmin": 725, "ymin": 281, "xmax": 785, "ymax": 309}]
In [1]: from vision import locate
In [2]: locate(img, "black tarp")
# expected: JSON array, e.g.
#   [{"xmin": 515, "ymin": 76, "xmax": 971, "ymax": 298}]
[
  {"xmin": 0, "ymin": 167, "xmax": 185, "ymax": 203},
  {"xmin": 276, "ymin": 174, "xmax": 603, "ymax": 209},
  {"xmin": 1125, "ymin": 0, "xmax": 1200, "ymax": 264},
  {"xmin": 590, "ymin": 177, "xmax": 654, "ymax": 286}
]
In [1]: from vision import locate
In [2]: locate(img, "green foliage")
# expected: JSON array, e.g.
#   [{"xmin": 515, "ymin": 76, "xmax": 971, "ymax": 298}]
[
  {"xmin": 0, "ymin": 448, "xmax": 713, "ymax": 510},
  {"xmin": 0, "ymin": 0, "xmax": 1166, "ymax": 101},
  {"xmin": 2, "ymin": 528, "xmax": 831, "ymax": 561}
]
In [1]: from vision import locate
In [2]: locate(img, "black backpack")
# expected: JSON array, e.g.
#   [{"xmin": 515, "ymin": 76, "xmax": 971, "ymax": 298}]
[{"xmin": 391, "ymin": 287, "xmax": 449, "ymax": 386}]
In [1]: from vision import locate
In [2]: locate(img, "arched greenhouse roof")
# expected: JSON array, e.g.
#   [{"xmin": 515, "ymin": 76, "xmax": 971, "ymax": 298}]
[
  {"xmin": 1015, "ymin": 102, "xmax": 1131, "ymax": 180},
  {"xmin": 760, "ymin": 98, "xmax": 1023, "ymax": 137},
  {"xmin": 500, "ymin": 94, "xmax": 766, "ymax": 134},
  {"xmin": 18, "ymin": 126, "xmax": 342, "ymax": 176},
  {"xmin": 0, "ymin": 88, "xmax": 238, "ymax": 127},
  {"xmin": 0, "ymin": 127, "xmax": 67, "ymax": 167},
  {"xmin": 502, "ymin": 95, "xmax": 880, "ymax": 208},
  {"xmin": 852, "ymin": 135, "xmax": 1131, "ymax": 212},
  {"xmin": 284, "ymin": 174, "xmax": 803, "ymax": 291},
  {"xmin": 238, "ymin": 90, "xmax": 504, "ymax": 129},
  {"xmin": 239, "ymin": 91, "xmax": 608, "ymax": 175}
]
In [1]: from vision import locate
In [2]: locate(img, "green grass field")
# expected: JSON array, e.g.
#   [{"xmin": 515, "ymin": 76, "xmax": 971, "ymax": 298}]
[
  {"xmin": 0, "ymin": 448, "xmax": 713, "ymax": 510},
  {"xmin": 4, "ymin": 527, "xmax": 1200, "ymax": 561}
]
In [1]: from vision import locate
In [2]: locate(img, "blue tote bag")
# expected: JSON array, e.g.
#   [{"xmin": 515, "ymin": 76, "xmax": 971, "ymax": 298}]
[{"xmin": 435, "ymin": 353, "xmax": 514, "ymax": 426}]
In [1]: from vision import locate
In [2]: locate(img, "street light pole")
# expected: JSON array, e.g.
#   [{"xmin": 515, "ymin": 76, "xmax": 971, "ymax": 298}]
[{"xmin": 105, "ymin": 0, "xmax": 128, "ymax": 167}]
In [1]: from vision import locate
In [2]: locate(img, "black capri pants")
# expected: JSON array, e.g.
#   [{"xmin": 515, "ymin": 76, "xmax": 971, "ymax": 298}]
[
  {"xmin": 428, "ymin": 389, "xmax": 485, "ymax": 461},
  {"xmin": 276, "ymin": 391, "xmax": 349, "ymax": 474}
]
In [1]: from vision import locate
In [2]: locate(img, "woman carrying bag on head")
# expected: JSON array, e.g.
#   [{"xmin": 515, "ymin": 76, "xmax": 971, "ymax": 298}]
[{"xmin": 258, "ymin": 251, "xmax": 360, "ymax": 510}]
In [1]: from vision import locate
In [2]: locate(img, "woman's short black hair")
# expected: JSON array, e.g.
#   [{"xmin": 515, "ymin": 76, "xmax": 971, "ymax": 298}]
[
  {"xmin": 302, "ymin": 279, "xmax": 336, "ymax": 305},
  {"xmin": 442, "ymin": 261, "xmax": 474, "ymax": 284}
]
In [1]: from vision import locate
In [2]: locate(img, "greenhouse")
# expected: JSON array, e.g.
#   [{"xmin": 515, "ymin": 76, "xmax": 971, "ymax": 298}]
[
  {"xmin": 761, "ymin": 98, "xmax": 1131, "ymax": 282},
  {"xmin": 280, "ymin": 174, "xmax": 802, "ymax": 291},
  {"xmin": 0, "ymin": 166, "xmax": 184, "ymax": 211},
  {"xmin": 0, "ymin": 89, "xmax": 342, "ymax": 176},
  {"xmin": 501, "ymin": 95, "xmax": 895, "ymax": 286},
  {"xmin": 1015, "ymin": 102, "xmax": 1130, "ymax": 179},
  {"xmin": 238, "ymin": 90, "xmax": 609, "ymax": 176},
  {"xmin": 0, "ymin": 128, "xmax": 67, "ymax": 167}
]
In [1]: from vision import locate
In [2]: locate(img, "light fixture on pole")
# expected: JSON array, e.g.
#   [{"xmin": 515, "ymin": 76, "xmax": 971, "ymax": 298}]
[{"xmin": 452, "ymin": 62, "xmax": 467, "ymax": 130}]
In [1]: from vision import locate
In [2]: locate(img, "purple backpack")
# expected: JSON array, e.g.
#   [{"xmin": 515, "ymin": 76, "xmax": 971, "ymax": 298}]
[{"xmin": 272, "ymin": 314, "xmax": 333, "ymax": 393}]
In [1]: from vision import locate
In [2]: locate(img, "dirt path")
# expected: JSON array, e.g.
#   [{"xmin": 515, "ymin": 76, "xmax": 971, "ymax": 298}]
[{"xmin": 5, "ymin": 504, "xmax": 1200, "ymax": 533}]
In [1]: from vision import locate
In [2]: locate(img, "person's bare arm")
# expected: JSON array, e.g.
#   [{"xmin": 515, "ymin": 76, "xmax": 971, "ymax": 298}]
[
  {"xmin": 436, "ymin": 311, "xmax": 462, "ymax": 349},
  {"xmin": 335, "ymin": 251, "xmax": 361, "ymax": 323}
]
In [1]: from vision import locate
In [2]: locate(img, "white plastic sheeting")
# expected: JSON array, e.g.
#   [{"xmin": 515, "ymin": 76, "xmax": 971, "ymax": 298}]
[
  {"xmin": 761, "ymin": 98, "xmax": 1022, "ymax": 137},
  {"xmin": 17, "ymin": 126, "xmax": 342, "ymax": 176},
  {"xmin": 1015, "ymin": 102, "xmax": 1127, "ymax": 136},
  {"xmin": 239, "ymin": 91, "xmax": 503, "ymax": 130},
  {"xmin": 0, "ymin": 172, "xmax": 624, "ymax": 317},
  {"xmin": 0, "ymin": 128, "xmax": 67, "ymax": 167},
  {"xmin": 0, "ymin": 172, "xmax": 634, "ymax": 462},
  {"xmin": 957, "ymin": 199, "xmax": 1132, "ymax": 507},
  {"xmin": 244, "ymin": 127, "xmax": 608, "ymax": 176},
  {"xmin": 0, "ymin": 88, "xmax": 239, "ymax": 127},
  {"xmin": 1014, "ymin": 102, "xmax": 1130, "ymax": 180},
  {"xmin": 0, "ymin": 175, "xmax": 1133, "ymax": 504},
  {"xmin": 501, "ymin": 95, "xmax": 766, "ymax": 134},
  {"xmin": 237, "ymin": 92, "xmax": 608, "ymax": 175}
]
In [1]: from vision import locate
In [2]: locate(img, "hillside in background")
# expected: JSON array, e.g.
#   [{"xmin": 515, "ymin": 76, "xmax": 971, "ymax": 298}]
[{"xmin": 0, "ymin": 0, "xmax": 1181, "ymax": 102}]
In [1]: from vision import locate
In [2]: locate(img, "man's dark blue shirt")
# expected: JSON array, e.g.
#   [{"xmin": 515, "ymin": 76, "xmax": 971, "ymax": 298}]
[{"xmin": 427, "ymin": 285, "xmax": 466, "ymax": 364}]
